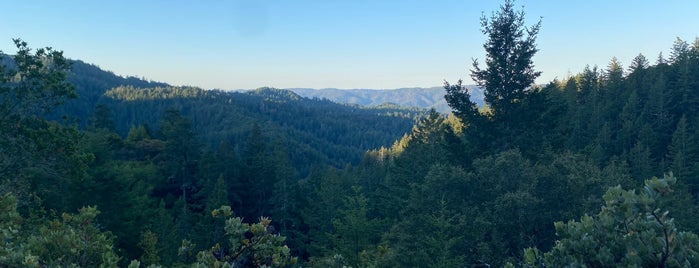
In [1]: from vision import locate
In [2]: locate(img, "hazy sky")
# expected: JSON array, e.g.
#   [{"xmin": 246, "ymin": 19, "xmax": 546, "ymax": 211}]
[{"xmin": 1, "ymin": 1, "xmax": 697, "ymax": 90}]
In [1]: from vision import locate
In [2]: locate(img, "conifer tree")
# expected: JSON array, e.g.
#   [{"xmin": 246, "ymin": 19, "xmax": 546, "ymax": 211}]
[
  {"xmin": 667, "ymin": 115, "xmax": 697, "ymax": 190},
  {"xmin": 241, "ymin": 123, "xmax": 274, "ymax": 219},
  {"xmin": 330, "ymin": 186, "xmax": 383, "ymax": 266},
  {"xmin": 469, "ymin": 0, "xmax": 541, "ymax": 120},
  {"xmin": 445, "ymin": 0, "xmax": 542, "ymax": 152}
]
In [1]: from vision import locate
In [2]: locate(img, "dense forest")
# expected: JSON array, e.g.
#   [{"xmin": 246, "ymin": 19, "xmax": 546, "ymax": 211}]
[{"xmin": 3, "ymin": 1, "xmax": 699, "ymax": 267}]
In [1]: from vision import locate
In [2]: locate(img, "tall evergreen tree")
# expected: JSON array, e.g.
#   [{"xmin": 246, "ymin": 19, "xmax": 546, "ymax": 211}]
[
  {"xmin": 445, "ymin": 0, "xmax": 542, "ymax": 152},
  {"xmin": 241, "ymin": 123, "xmax": 274, "ymax": 220},
  {"xmin": 159, "ymin": 109, "xmax": 201, "ymax": 213},
  {"xmin": 667, "ymin": 115, "xmax": 697, "ymax": 191},
  {"xmin": 602, "ymin": 57, "xmax": 625, "ymax": 125},
  {"xmin": 88, "ymin": 103, "xmax": 116, "ymax": 131},
  {"xmin": 469, "ymin": 0, "xmax": 541, "ymax": 120},
  {"xmin": 330, "ymin": 186, "xmax": 383, "ymax": 266}
]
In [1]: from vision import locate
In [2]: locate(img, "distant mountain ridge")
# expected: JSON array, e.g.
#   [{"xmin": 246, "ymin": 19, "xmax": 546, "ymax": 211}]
[
  {"xmin": 288, "ymin": 86, "xmax": 484, "ymax": 113},
  {"xmin": 59, "ymin": 55, "xmax": 482, "ymax": 114}
]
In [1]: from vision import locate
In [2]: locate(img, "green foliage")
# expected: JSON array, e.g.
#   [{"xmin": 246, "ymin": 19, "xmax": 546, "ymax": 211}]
[
  {"xmin": 26, "ymin": 206, "xmax": 120, "ymax": 267},
  {"xmin": 0, "ymin": 193, "xmax": 24, "ymax": 265},
  {"xmin": 81, "ymin": 129, "xmax": 159, "ymax": 260},
  {"xmin": 471, "ymin": 0, "xmax": 541, "ymax": 119},
  {"xmin": 444, "ymin": 1, "xmax": 556, "ymax": 154},
  {"xmin": 5, "ymin": 13, "xmax": 699, "ymax": 268},
  {"xmin": 389, "ymin": 164, "xmax": 470, "ymax": 267},
  {"xmin": 0, "ymin": 39, "xmax": 87, "ymax": 208},
  {"xmin": 158, "ymin": 108, "xmax": 201, "ymax": 215},
  {"xmin": 193, "ymin": 206, "xmax": 297, "ymax": 267},
  {"xmin": 301, "ymin": 167, "xmax": 354, "ymax": 258},
  {"xmin": 443, "ymin": 79, "xmax": 480, "ymax": 128},
  {"xmin": 139, "ymin": 230, "xmax": 160, "ymax": 266},
  {"xmin": 422, "ymin": 199, "xmax": 465, "ymax": 268},
  {"xmin": 329, "ymin": 186, "xmax": 385, "ymax": 266},
  {"xmin": 240, "ymin": 123, "xmax": 274, "ymax": 219},
  {"xmin": 98, "ymin": 85, "xmax": 420, "ymax": 176},
  {"xmin": 0, "ymin": 194, "xmax": 119, "ymax": 267},
  {"xmin": 521, "ymin": 173, "xmax": 699, "ymax": 267},
  {"xmin": 667, "ymin": 115, "xmax": 697, "ymax": 186},
  {"xmin": 0, "ymin": 39, "xmax": 75, "ymax": 118}
]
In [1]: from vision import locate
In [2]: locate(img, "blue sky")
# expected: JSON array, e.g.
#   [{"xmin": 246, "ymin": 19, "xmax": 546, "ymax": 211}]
[{"xmin": 1, "ymin": 1, "xmax": 697, "ymax": 90}]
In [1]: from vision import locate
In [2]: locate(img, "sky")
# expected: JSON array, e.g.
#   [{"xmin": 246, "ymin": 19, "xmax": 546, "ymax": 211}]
[{"xmin": 1, "ymin": 0, "xmax": 697, "ymax": 90}]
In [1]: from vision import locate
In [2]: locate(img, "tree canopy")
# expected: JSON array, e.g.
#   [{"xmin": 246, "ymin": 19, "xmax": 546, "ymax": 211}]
[{"xmin": 3, "ymin": 2, "xmax": 699, "ymax": 267}]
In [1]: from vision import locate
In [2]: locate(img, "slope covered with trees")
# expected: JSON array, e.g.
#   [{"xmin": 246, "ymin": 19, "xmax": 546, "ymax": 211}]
[
  {"xmin": 293, "ymin": 1, "xmax": 699, "ymax": 267},
  {"xmin": 3, "ymin": 0, "xmax": 699, "ymax": 266},
  {"xmin": 0, "ymin": 38, "xmax": 423, "ymax": 266},
  {"xmin": 3, "ymin": 53, "xmax": 423, "ymax": 174},
  {"xmin": 97, "ymin": 86, "xmax": 422, "ymax": 176}
]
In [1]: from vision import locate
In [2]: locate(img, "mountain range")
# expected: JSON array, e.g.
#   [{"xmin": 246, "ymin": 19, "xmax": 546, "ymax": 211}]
[{"xmin": 288, "ymin": 86, "xmax": 484, "ymax": 113}]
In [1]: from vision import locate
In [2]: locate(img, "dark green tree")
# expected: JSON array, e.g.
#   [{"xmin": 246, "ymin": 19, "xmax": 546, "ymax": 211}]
[
  {"xmin": 158, "ymin": 108, "xmax": 201, "ymax": 214},
  {"xmin": 445, "ymin": 0, "xmax": 543, "ymax": 152},
  {"xmin": 627, "ymin": 53, "xmax": 650, "ymax": 97},
  {"xmin": 302, "ymin": 167, "xmax": 354, "ymax": 259},
  {"xmin": 0, "ymin": 39, "xmax": 85, "ymax": 207},
  {"xmin": 666, "ymin": 115, "xmax": 698, "ymax": 193},
  {"xmin": 443, "ymin": 80, "xmax": 481, "ymax": 129},
  {"xmin": 241, "ymin": 123, "xmax": 274, "ymax": 220},
  {"xmin": 0, "ymin": 194, "xmax": 120, "ymax": 267},
  {"xmin": 88, "ymin": 103, "xmax": 116, "ymax": 131},
  {"xmin": 138, "ymin": 230, "xmax": 160, "ymax": 266},
  {"xmin": 329, "ymin": 186, "xmax": 384, "ymax": 266},
  {"xmin": 376, "ymin": 110, "xmax": 455, "ymax": 220},
  {"xmin": 388, "ymin": 164, "xmax": 471, "ymax": 267},
  {"xmin": 269, "ymin": 143, "xmax": 305, "ymax": 256},
  {"xmin": 470, "ymin": 0, "xmax": 541, "ymax": 119}
]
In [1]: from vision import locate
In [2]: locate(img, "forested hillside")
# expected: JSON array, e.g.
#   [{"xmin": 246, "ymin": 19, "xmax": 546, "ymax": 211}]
[
  {"xmin": 2, "ymin": 1, "xmax": 699, "ymax": 267},
  {"xmin": 0, "ymin": 39, "xmax": 422, "ymax": 267},
  {"xmin": 54, "ymin": 59, "xmax": 170, "ymax": 123},
  {"xmin": 47, "ymin": 57, "xmax": 423, "ymax": 174},
  {"xmin": 96, "ymin": 86, "xmax": 422, "ymax": 176}
]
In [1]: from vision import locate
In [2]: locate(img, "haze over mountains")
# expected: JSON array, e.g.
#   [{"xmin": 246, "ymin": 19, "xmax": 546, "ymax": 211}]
[
  {"xmin": 289, "ymin": 86, "xmax": 484, "ymax": 113},
  {"xmin": 62, "ymin": 57, "xmax": 481, "ymax": 114}
]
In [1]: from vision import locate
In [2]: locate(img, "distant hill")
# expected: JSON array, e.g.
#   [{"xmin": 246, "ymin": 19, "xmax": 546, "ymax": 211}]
[
  {"xmin": 98, "ymin": 86, "xmax": 423, "ymax": 176},
  {"xmin": 51, "ymin": 59, "xmax": 171, "ymax": 124},
  {"xmin": 289, "ymin": 86, "xmax": 484, "ymax": 113}
]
